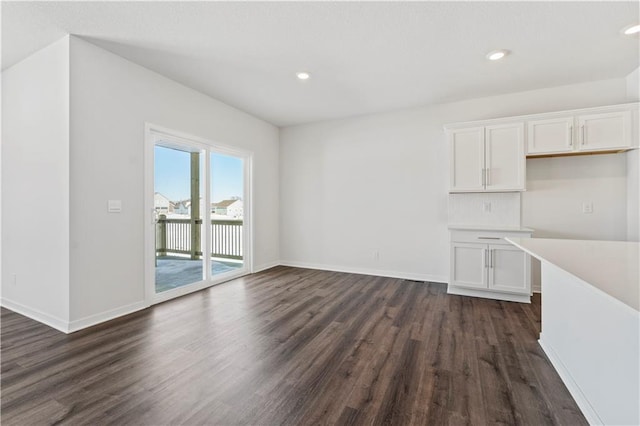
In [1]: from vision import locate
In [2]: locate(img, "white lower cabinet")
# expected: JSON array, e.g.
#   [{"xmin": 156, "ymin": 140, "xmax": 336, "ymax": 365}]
[
  {"xmin": 449, "ymin": 229, "xmax": 532, "ymax": 303},
  {"xmin": 488, "ymin": 244, "xmax": 529, "ymax": 294},
  {"xmin": 451, "ymin": 243, "xmax": 487, "ymax": 289}
]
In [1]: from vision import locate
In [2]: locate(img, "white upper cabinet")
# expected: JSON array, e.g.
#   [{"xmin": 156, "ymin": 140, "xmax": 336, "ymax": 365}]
[
  {"xmin": 526, "ymin": 116, "xmax": 574, "ymax": 155},
  {"xmin": 578, "ymin": 111, "xmax": 631, "ymax": 151},
  {"xmin": 449, "ymin": 127, "xmax": 485, "ymax": 192},
  {"xmin": 525, "ymin": 107, "xmax": 636, "ymax": 156},
  {"xmin": 446, "ymin": 103, "xmax": 638, "ymax": 193},
  {"xmin": 449, "ymin": 123, "xmax": 525, "ymax": 192},
  {"xmin": 485, "ymin": 123, "xmax": 525, "ymax": 191}
]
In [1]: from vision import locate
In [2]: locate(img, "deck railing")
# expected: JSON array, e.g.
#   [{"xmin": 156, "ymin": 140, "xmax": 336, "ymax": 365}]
[
  {"xmin": 156, "ymin": 218, "xmax": 243, "ymax": 260},
  {"xmin": 210, "ymin": 220, "xmax": 243, "ymax": 260}
]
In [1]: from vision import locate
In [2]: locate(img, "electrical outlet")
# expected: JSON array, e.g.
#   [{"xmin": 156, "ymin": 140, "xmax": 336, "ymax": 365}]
[
  {"xmin": 582, "ymin": 202, "xmax": 593, "ymax": 214},
  {"xmin": 108, "ymin": 200, "xmax": 122, "ymax": 213},
  {"xmin": 373, "ymin": 250, "xmax": 380, "ymax": 262},
  {"xmin": 483, "ymin": 202, "xmax": 492, "ymax": 213},
  {"xmin": 11, "ymin": 273, "xmax": 17, "ymax": 286}
]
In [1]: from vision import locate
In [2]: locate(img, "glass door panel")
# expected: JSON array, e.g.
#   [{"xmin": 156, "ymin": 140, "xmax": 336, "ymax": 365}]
[
  {"xmin": 154, "ymin": 144, "xmax": 204, "ymax": 293},
  {"xmin": 210, "ymin": 152, "xmax": 244, "ymax": 277}
]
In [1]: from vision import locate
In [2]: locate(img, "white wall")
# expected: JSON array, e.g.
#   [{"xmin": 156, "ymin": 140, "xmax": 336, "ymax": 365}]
[
  {"xmin": 626, "ymin": 67, "xmax": 639, "ymax": 242},
  {"xmin": 1, "ymin": 37, "xmax": 70, "ymax": 328},
  {"xmin": 522, "ymin": 154, "xmax": 628, "ymax": 240},
  {"xmin": 627, "ymin": 67, "xmax": 639, "ymax": 101},
  {"xmin": 68, "ymin": 37, "xmax": 279, "ymax": 324},
  {"xmin": 449, "ymin": 193, "xmax": 521, "ymax": 228},
  {"xmin": 280, "ymin": 78, "xmax": 630, "ymax": 282},
  {"xmin": 281, "ymin": 108, "xmax": 449, "ymax": 281},
  {"xmin": 2, "ymin": 36, "xmax": 280, "ymax": 331}
]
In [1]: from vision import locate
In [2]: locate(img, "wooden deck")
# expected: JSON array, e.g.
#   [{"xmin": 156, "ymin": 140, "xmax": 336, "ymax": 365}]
[
  {"xmin": 155, "ymin": 257, "xmax": 243, "ymax": 292},
  {"xmin": 0, "ymin": 266, "xmax": 586, "ymax": 425}
]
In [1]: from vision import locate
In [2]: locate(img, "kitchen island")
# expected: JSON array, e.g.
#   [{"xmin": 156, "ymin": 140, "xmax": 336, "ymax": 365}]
[{"xmin": 506, "ymin": 237, "xmax": 639, "ymax": 426}]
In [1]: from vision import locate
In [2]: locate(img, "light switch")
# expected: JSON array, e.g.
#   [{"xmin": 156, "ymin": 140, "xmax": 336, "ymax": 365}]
[
  {"xmin": 108, "ymin": 200, "xmax": 122, "ymax": 213},
  {"xmin": 582, "ymin": 202, "xmax": 593, "ymax": 214}
]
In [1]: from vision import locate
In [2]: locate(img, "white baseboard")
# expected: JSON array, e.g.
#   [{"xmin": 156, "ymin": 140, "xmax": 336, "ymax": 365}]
[
  {"xmin": 67, "ymin": 301, "xmax": 147, "ymax": 333},
  {"xmin": 1, "ymin": 298, "xmax": 69, "ymax": 333},
  {"xmin": 279, "ymin": 260, "xmax": 447, "ymax": 284},
  {"xmin": 447, "ymin": 286, "xmax": 531, "ymax": 303},
  {"xmin": 1, "ymin": 297, "xmax": 147, "ymax": 334},
  {"xmin": 538, "ymin": 336, "xmax": 602, "ymax": 425},
  {"xmin": 253, "ymin": 260, "xmax": 280, "ymax": 273}
]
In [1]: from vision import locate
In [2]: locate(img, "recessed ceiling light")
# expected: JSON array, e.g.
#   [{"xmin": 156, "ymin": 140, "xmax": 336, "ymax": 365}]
[
  {"xmin": 486, "ymin": 49, "xmax": 509, "ymax": 61},
  {"xmin": 622, "ymin": 24, "xmax": 640, "ymax": 36},
  {"xmin": 296, "ymin": 71, "xmax": 310, "ymax": 80}
]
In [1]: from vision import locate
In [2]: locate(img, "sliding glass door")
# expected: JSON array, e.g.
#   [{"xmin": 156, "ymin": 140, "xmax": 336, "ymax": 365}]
[
  {"xmin": 145, "ymin": 125, "xmax": 251, "ymax": 304},
  {"xmin": 210, "ymin": 152, "xmax": 244, "ymax": 277},
  {"xmin": 154, "ymin": 144, "xmax": 204, "ymax": 293}
]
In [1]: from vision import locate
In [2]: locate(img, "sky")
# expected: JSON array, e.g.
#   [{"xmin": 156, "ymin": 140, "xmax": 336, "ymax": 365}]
[{"xmin": 155, "ymin": 146, "xmax": 243, "ymax": 203}]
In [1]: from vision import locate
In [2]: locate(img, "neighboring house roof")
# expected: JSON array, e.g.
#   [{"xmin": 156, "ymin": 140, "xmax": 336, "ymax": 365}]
[
  {"xmin": 154, "ymin": 192, "xmax": 172, "ymax": 206},
  {"xmin": 212, "ymin": 199, "xmax": 239, "ymax": 208}
]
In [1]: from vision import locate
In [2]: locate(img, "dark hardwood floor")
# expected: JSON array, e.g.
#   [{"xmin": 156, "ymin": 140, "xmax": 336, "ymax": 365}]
[{"xmin": 1, "ymin": 266, "xmax": 586, "ymax": 425}]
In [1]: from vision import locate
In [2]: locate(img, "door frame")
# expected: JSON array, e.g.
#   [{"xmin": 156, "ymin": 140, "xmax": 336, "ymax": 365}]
[{"xmin": 144, "ymin": 123, "xmax": 253, "ymax": 307}]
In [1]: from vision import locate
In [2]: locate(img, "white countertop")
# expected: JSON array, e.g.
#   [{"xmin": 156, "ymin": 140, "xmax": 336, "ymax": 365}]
[
  {"xmin": 449, "ymin": 225, "xmax": 534, "ymax": 233},
  {"xmin": 507, "ymin": 237, "xmax": 640, "ymax": 311}
]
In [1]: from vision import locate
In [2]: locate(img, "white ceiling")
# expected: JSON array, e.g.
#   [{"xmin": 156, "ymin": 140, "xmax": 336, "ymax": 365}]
[{"xmin": 2, "ymin": 1, "xmax": 639, "ymax": 127}]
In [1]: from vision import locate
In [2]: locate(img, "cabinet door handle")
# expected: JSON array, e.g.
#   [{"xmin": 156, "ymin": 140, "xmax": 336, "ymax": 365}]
[
  {"xmin": 484, "ymin": 249, "xmax": 488, "ymax": 268},
  {"xmin": 481, "ymin": 168, "xmax": 486, "ymax": 187},
  {"xmin": 489, "ymin": 249, "xmax": 493, "ymax": 268},
  {"xmin": 581, "ymin": 125, "xmax": 586, "ymax": 146},
  {"xmin": 478, "ymin": 237, "xmax": 500, "ymax": 240},
  {"xmin": 486, "ymin": 168, "xmax": 490, "ymax": 186},
  {"xmin": 568, "ymin": 125, "xmax": 573, "ymax": 147}
]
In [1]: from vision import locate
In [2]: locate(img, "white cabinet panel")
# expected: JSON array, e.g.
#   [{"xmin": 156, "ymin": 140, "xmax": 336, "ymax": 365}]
[
  {"xmin": 449, "ymin": 127, "xmax": 484, "ymax": 192},
  {"xmin": 449, "ymin": 230, "xmax": 532, "ymax": 302},
  {"xmin": 485, "ymin": 123, "xmax": 525, "ymax": 191},
  {"xmin": 448, "ymin": 103, "xmax": 637, "ymax": 162},
  {"xmin": 449, "ymin": 123, "xmax": 525, "ymax": 193},
  {"xmin": 527, "ymin": 116, "xmax": 574, "ymax": 155},
  {"xmin": 451, "ymin": 243, "xmax": 487, "ymax": 289},
  {"xmin": 488, "ymin": 244, "xmax": 530, "ymax": 294},
  {"xmin": 578, "ymin": 111, "xmax": 631, "ymax": 151}
]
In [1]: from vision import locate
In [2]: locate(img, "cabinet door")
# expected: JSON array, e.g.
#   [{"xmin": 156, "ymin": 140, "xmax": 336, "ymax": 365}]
[
  {"xmin": 577, "ymin": 111, "xmax": 631, "ymax": 151},
  {"xmin": 449, "ymin": 127, "xmax": 485, "ymax": 192},
  {"xmin": 485, "ymin": 123, "xmax": 525, "ymax": 191},
  {"xmin": 451, "ymin": 243, "xmax": 487, "ymax": 289},
  {"xmin": 488, "ymin": 244, "xmax": 530, "ymax": 294},
  {"xmin": 527, "ymin": 116, "xmax": 574, "ymax": 155}
]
